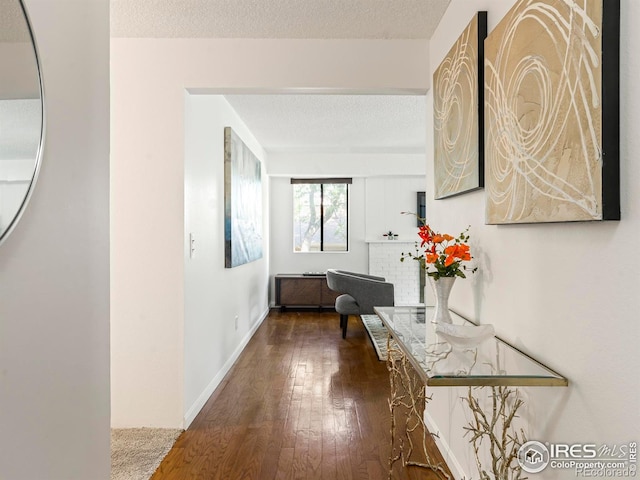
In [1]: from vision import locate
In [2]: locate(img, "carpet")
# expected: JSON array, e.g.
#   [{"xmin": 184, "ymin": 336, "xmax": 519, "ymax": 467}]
[
  {"xmin": 361, "ymin": 314, "xmax": 389, "ymax": 361},
  {"xmin": 111, "ymin": 428, "xmax": 183, "ymax": 480}
]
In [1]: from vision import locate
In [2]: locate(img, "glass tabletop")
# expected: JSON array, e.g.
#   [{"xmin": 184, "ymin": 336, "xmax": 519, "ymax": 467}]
[{"xmin": 374, "ymin": 306, "xmax": 568, "ymax": 387}]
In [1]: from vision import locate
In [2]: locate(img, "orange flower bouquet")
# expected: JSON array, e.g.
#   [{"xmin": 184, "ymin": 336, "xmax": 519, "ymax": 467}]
[{"xmin": 401, "ymin": 214, "xmax": 477, "ymax": 280}]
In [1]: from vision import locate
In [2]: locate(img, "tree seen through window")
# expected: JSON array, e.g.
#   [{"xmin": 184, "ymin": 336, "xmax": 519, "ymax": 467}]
[{"xmin": 292, "ymin": 180, "xmax": 349, "ymax": 252}]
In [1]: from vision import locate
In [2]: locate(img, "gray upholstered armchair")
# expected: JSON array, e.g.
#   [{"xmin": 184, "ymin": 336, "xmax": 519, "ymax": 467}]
[{"xmin": 326, "ymin": 269, "xmax": 395, "ymax": 338}]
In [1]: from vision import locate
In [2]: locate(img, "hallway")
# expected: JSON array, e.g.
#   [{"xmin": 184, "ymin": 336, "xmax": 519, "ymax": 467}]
[{"xmin": 150, "ymin": 310, "xmax": 449, "ymax": 479}]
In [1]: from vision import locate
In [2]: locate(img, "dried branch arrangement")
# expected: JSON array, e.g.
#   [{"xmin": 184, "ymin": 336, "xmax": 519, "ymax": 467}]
[
  {"xmin": 463, "ymin": 386, "xmax": 528, "ymax": 480},
  {"xmin": 387, "ymin": 337, "xmax": 452, "ymax": 480}
]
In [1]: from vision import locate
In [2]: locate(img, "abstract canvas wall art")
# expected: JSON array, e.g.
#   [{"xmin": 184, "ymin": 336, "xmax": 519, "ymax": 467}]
[
  {"xmin": 224, "ymin": 127, "xmax": 263, "ymax": 268},
  {"xmin": 433, "ymin": 12, "xmax": 487, "ymax": 199},
  {"xmin": 485, "ymin": 0, "xmax": 620, "ymax": 224}
]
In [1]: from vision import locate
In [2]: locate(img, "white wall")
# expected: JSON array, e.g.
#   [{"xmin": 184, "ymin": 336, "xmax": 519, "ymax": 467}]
[
  {"xmin": 425, "ymin": 2, "xmax": 640, "ymax": 478},
  {"xmin": 268, "ymin": 152, "xmax": 425, "ymax": 178},
  {"xmin": 363, "ymin": 175, "xmax": 427, "ymax": 305},
  {"xmin": 184, "ymin": 94, "xmax": 270, "ymax": 426},
  {"xmin": 365, "ymin": 176, "xmax": 426, "ymax": 241},
  {"xmin": 111, "ymin": 38, "xmax": 430, "ymax": 427},
  {"xmin": 0, "ymin": 0, "xmax": 110, "ymax": 478}
]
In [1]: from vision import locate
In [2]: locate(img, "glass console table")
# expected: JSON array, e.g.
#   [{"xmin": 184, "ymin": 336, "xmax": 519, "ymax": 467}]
[
  {"xmin": 374, "ymin": 305, "xmax": 567, "ymax": 387},
  {"xmin": 373, "ymin": 305, "xmax": 567, "ymax": 479}
]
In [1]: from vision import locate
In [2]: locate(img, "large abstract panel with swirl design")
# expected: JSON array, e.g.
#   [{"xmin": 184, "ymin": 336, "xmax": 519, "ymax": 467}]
[
  {"xmin": 485, "ymin": 0, "xmax": 620, "ymax": 224},
  {"xmin": 433, "ymin": 12, "xmax": 487, "ymax": 199}
]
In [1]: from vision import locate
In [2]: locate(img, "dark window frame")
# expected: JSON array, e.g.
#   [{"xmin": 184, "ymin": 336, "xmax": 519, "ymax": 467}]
[{"xmin": 291, "ymin": 178, "xmax": 352, "ymax": 252}]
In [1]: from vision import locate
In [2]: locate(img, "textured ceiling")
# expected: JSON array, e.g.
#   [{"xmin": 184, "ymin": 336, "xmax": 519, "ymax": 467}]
[
  {"xmin": 223, "ymin": 94, "xmax": 426, "ymax": 153},
  {"xmin": 111, "ymin": 0, "xmax": 450, "ymax": 39},
  {"xmin": 111, "ymin": 0, "xmax": 442, "ymax": 154}
]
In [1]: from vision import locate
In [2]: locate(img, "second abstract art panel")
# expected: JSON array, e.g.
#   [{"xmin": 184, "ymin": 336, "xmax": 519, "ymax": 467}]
[
  {"xmin": 433, "ymin": 12, "xmax": 487, "ymax": 199},
  {"xmin": 484, "ymin": 0, "xmax": 620, "ymax": 224}
]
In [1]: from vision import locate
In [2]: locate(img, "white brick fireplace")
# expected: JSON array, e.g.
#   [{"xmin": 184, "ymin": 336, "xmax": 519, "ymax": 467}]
[{"xmin": 368, "ymin": 241, "xmax": 421, "ymax": 305}]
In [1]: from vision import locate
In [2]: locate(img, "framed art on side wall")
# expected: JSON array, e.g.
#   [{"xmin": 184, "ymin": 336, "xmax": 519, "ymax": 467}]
[
  {"xmin": 224, "ymin": 127, "xmax": 263, "ymax": 268},
  {"xmin": 484, "ymin": 0, "xmax": 620, "ymax": 224},
  {"xmin": 433, "ymin": 11, "xmax": 487, "ymax": 199}
]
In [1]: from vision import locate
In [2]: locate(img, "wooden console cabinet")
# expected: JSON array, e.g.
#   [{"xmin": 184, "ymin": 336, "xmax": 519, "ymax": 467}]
[{"xmin": 274, "ymin": 274, "xmax": 339, "ymax": 310}]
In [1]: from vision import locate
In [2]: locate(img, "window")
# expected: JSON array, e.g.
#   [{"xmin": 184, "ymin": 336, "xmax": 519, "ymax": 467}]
[{"xmin": 292, "ymin": 178, "xmax": 351, "ymax": 252}]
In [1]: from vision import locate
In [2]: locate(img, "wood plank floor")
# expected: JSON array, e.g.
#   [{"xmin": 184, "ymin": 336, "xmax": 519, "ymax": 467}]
[{"xmin": 151, "ymin": 310, "xmax": 451, "ymax": 480}]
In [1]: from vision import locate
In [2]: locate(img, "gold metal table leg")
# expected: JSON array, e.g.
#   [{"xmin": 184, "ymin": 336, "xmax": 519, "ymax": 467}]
[{"xmin": 387, "ymin": 333, "xmax": 452, "ymax": 479}]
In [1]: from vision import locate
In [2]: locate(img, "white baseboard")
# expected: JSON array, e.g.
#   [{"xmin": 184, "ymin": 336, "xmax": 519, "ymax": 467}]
[
  {"xmin": 183, "ymin": 307, "xmax": 270, "ymax": 428},
  {"xmin": 423, "ymin": 409, "xmax": 468, "ymax": 480}
]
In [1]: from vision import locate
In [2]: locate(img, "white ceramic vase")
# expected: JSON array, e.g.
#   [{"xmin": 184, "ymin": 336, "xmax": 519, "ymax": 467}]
[{"xmin": 429, "ymin": 276, "xmax": 456, "ymax": 324}]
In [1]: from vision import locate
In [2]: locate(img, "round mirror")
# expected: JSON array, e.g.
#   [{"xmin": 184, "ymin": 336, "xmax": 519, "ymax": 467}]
[{"xmin": 0, "ymin": 0, "xmax": 44, "ymax": 245}]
